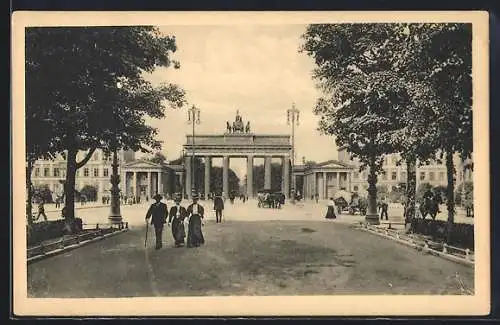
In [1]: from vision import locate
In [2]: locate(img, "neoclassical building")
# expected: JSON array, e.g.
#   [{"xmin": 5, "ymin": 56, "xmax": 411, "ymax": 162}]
[
  {"xmin": 120, "ymin": 159, "xmax": 184, "ymax": 200},
  {"xmin": 293, "ymin": 160, "xmax": 354, "ymax": 200}
]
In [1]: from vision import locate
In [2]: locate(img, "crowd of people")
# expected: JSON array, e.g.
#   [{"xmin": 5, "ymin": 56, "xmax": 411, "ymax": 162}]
[{"xmin": 145, "ymin": 192, "xmax": 231, "ymax": 250}]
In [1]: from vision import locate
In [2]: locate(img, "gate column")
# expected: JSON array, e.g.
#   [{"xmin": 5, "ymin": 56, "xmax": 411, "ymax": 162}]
[
  {"xmin": 223, "ymin": 156, "xmax": 229, "ymax": 198},
  {"xmin": 246, "ymin": 155, "xmax": 253, "ymax": 198},
  {"xmin": 204, "ymin": 156, "xmax": 211, "ymax": 199},
  {"xmin": 264, "ymin": 156, "xmax": 272, "ymax": 189},
  {"xmin": 184, "ymin": 156, "xmax": 192, "ymax": 199},
  {"xmin": 282, "ymin": 155, "xmax": 290, "ymax": 198}
]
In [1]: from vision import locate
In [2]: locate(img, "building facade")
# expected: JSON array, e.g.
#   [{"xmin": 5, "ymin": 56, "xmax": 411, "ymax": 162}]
[
  {"xmin": 31, "ymin": 149, "xmax": 187, "ymax": 202},
  {"xmin": 337, "ymin": 150, "xmax": 473, "ymax": 196},
  {"xmin": 31, "ymin": 149, "xmax": 136, "ymax": 201},
  {"xmin": 294, "ymin": 160, "xmax": 354, "ymax": 200}
]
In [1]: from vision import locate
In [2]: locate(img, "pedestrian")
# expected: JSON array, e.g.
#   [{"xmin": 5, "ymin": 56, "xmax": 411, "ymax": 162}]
[
  {"xmin": 325, "ymin": 197, "xmax": 336, "ymax": 219},
  {"xmin": 380, "ymin": 196, "xmax": 389, "ymax": 221},
  {"xmin": 36, "ymin": 200, "xmax": 48, "ymax": 222},
  {"xmin": 168, "ymin": 194, "xmax": 187, "ymax": 247},
  {"xmin": 186, "ymin": 193, "xmax": 205, "ymax": 248},
  {"xmin": 315, "ymin": 193, "xmax": 319, "ymax": 203},
  {"xmin": 145, "ymin": 193, "xmax": 168, "ymax": 249},
  {"xmin": 213, "ymin": 193, "xmax": 224, "ymax": 223}
]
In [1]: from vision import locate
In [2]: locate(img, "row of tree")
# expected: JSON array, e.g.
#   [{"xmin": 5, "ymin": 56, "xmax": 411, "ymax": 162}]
[
  {"xmin": 26, "ymin": 27, "xmax": 187, "ymax": 226},
  {"xmin": 300, "ymin": 23, "xmax": 473, "ymax": 241}
]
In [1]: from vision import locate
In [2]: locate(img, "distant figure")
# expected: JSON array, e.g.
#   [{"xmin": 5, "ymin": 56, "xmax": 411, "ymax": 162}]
[
  {"xmin": 186, "ymin": 193, "xmax": 205, "ymax": 248},
  {"xmin": 37, "ymin": 201, "xmax": 48, "ymax": 222},
  {"xmin": 145, "ymin": 193, "xmax": 168, "ymax": 249},
  {"xmin": 325, "ymin": 197, "xmax": 337, "ymax": 219},
  {"xmin": 315, "ymin": 193, "xmax": 319, "ymax": 203},
  {"xmin": 380, "ymin": 196, "xmax": 389, "ymax": 221},
  {"xmin": 245, "ymin": 121, "xmax": 251, "ymax": 133},
  {"xmin": 213, "ymin": 194, "xmax": 225, "ymax": 223},
  {"xmin": 226, "ymin": 121, "xmax": 232, "ymax": 133},
  {"xmin": 168, "ymin": 194, "xmax": 187, "ymax": 247}
]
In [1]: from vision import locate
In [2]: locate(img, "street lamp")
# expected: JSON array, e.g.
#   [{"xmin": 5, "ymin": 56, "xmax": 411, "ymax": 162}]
[
  {"xmin": 108, "ymin": 81, "xmax": 123, "ymax": 225},
  {"xmin": 187, "ymin": 105, "xmax": 201, "ymax": 198},
  {"xmin": 287, "ymin": 103, "xmax": 300, "ymax": 204}
]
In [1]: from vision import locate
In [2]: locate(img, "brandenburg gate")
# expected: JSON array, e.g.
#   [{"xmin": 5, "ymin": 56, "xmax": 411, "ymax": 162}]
[{"xmin": 182, "ymin": 111, "xmax": 292, "ymax": 199}]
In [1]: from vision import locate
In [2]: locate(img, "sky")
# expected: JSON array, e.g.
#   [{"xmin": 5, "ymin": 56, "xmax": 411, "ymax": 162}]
[{"xmin": 141, "ymin": 24, "xmax": 340, "ymax": 178}]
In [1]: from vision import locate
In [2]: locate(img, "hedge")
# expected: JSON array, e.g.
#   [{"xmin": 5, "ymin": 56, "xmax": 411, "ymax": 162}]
[
  {"xmin": 410, "ymin": 218, "xmax": 474, "ymax": 250},
  {"xmin": 27, "ymin": 218, "xmax": 83, "ymax": 247}
]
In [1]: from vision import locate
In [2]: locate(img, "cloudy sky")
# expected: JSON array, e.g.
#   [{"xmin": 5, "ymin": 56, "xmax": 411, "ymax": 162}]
[{"xmin": 142, "ymin": 24, "xmax": 340, "ymax": 177}]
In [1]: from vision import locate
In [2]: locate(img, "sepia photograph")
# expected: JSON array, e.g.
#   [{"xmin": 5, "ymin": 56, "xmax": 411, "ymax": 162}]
[{"xmin": 11, "ymin": 11, "xmax": 490, "ymax": 316}]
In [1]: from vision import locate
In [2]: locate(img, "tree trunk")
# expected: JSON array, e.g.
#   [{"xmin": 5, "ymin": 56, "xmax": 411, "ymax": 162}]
[
  {"xmin": 64, "ymin": 147, "xmax": 77, "ymax": 220},
  {"xmin": 445, "ymin": 149, "xmax": 456, "ymax": 244},
  {"xmin": 26, "ymin": 157, "xmax": 34, "ymax": 226},
  {"xmin": 365, "ymin": 160, "xmax": 380, "ymax": 225},
  {"xmin": 405, "ymin": 157, "xmax": 417, "ymax": 224}
]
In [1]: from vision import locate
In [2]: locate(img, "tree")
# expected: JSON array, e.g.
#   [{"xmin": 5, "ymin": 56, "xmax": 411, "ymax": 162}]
[
  {"xmin": 32, "ymin": 184, "xmax": 54, "ymax": 204},
  {"xmin": 300, "ymin": 24, "xmax": 407, "ymax": 224},
  {"xmin": 416, "ymin": 183, "xmax": 433, "ymax": 205},
  {"xmin": 79, "ymin": 185, "xmax": 98, "ymax": 202},
  {"xmin": 300, "ymin": 23, "xmax": 472, "ymax": 233},
  {"xmin": 147, "ymin": 151, "xmax": 167, "ymax": 165},
  {"xmin": 26, "ymin": 27, "xmax": 186, "ymax": 222}
]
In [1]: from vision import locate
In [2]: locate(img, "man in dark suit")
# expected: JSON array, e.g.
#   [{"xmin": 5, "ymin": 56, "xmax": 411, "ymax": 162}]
[
  {"xmin": 213, "ymin": 193, "xmax": 224, "ymax": 223},
  {"xmin": 145, "ymin": 193, "xmax": 168, "ymax": 249}
]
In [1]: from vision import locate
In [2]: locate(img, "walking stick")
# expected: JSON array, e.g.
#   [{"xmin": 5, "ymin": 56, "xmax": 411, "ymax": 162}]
[{"xmin": 144, "ymin": 220, "xmax": 149, "ymax": 248}]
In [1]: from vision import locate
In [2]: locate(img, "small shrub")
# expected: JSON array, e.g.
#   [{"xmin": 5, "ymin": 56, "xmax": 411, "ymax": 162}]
[
  {"xmin": 410, "ymin": 218, "xmax": 474, "ymax": 250},
  {"xmin": 27, "ymin": 218, "xmax": 83, "ymax": 247}
]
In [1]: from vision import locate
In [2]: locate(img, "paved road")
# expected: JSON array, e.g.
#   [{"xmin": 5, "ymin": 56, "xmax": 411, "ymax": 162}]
[{"xmin": 28, "ymin": 202, "xmax": 474, "ymax": 297}]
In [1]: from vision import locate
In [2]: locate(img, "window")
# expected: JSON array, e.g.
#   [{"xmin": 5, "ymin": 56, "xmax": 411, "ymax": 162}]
[
  {"xmin": 439, "ymin": 172, "xmax": 445, "ymax": 181},
  {"xmin": 382, "ymin": 170, "xmax": 387, "ymax": 180},
  {"xmin": 93, "ymin": 168, "xmax": 99, "ymax": 177},
  {"xmin": 53, "ymin": 168, "xmax": 60, "ymax": 177},
  {"xmin": 103, "ymin": 168, "xmax": 109, "ymax": 177},
  {"xmin": 420, "ymin": 172, "xmax": 426, "ymax": 181},
  {"xmin": 362, "ymin": 172, "xmax": 367, "ymax": 179},
  {"xmin": 76, "ymin": 170, "xmax": 80, "ymax": 177},
  {"xmin": 34, "ymin": 168, "xmax": 40, "ymax": 177},
  {"xmin": 391, "ymin": 156, "xmax": 398, "ymax": 164},
  {"xmin": 391, "ymin": 171, "xmax": 397, "ymax": 180},
  {"xmin": 353, "ymin": 172, "xmax": 359, "ymax": 179},
  {"xmin": 93, "ymin": 152, "xmax": 99, "ymax": 160},
  {"xmin": 429, "ymin": 171, "xmax": 435, "ymax": 181},
  {"xmin": 353, "ymin": 185, "xmax": 359, "ymax": 192},
  {"xmin": 401, "ymin": 172, "xmax": 407, "ymax": 180},
  {"xmin": 84, "ymin": 168, "xmax": 89, "ymax": 177},
  {"xmin": 61, "ymin": 168, "xmax": 66, "ymax": 177},
  {"xmin": 44, "ymin": 168, "xmax": 50, "ymax": 177}
]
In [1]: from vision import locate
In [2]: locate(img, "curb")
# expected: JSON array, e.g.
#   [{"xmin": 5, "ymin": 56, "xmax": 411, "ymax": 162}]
[
  {"xmin": 27, "ymin": 228, "xmax": 129, "ymax": 264},
  {"xmin": 356, "ymin": 224, "xmax": 474, "ymax": 268},
  {"xmin": 45, "ymin": 205, "xmax": 108, "ymax": 213}
]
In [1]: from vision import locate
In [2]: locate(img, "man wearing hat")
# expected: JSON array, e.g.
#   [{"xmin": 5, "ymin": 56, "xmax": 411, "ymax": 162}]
[
  {"xmin": 145, "ymin": 193, "xmax": 168, "ymax": 249},
  {"xmin": 213, "ymin": 192, "xmax": 224, "ymax": 223},
  {"xmin": 168, "ymin": 194, "xmax": 187, "ymax": 247}
]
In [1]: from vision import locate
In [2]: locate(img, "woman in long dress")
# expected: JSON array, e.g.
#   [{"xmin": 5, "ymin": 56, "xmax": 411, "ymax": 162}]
[
  {"xmin": 186, "ymin": 194, "xmax": 205, "ymax": 248},
  {"xmin": 168, "ymin": 195, "xmax": 187, "ymax": 247},
  {"xmin": 325, "ymin": 197, "xmax": 337, "ymax": 219}
]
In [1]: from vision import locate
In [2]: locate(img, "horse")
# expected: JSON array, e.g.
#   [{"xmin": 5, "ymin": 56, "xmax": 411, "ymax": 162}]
[{"xmin": 419, "ymin": 197, "xmax": 440, "ymax": 220}]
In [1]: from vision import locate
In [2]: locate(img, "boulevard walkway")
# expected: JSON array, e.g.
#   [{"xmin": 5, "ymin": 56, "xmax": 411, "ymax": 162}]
[{"xmin": 28, "ymin": 200, "xmax": 474, "ymax": 297}]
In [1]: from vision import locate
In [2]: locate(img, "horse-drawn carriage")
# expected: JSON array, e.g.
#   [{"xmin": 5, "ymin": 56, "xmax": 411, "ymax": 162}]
[
  {"xmin": 333, "ymin": 190, "xmax": 367, "ymax": 215},
  {"xmin": 257, "ymin": 189, "xmax": 285, "ymax": 209}
]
